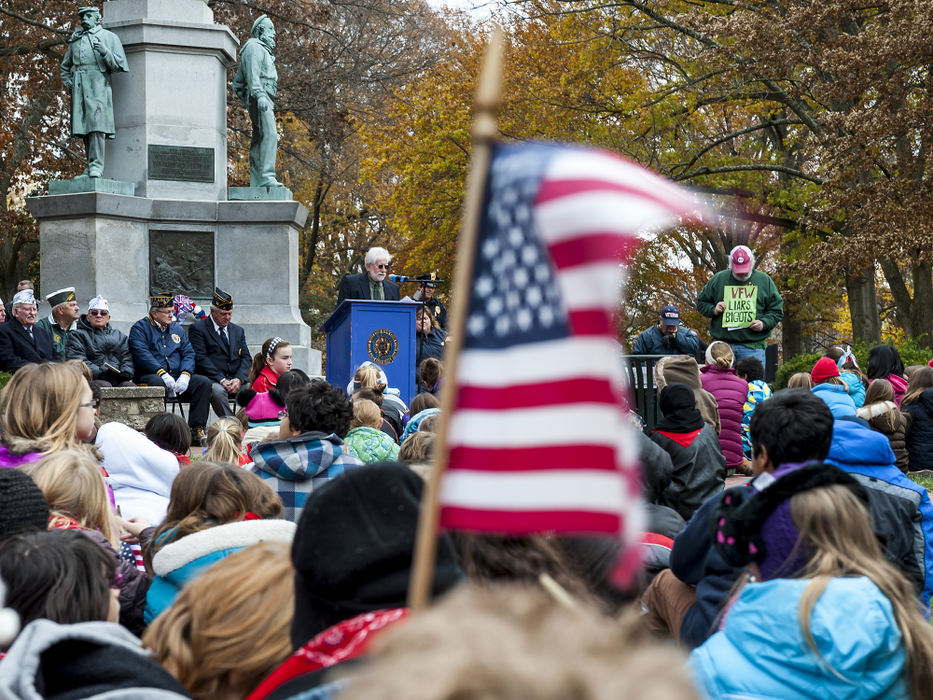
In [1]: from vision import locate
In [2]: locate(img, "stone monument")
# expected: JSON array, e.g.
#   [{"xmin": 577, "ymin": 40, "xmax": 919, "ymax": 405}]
[
  {"xmin": 27, "ymin": 0, "xmax": 320, "ymax": 374},
  {"xmin": 55, "ymin": 5, "xmax": 131, "ymax": 195}
]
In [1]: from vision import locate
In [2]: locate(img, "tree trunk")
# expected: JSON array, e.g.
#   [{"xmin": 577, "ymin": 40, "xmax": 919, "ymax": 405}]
[
  {"xmin": 911, "ymin": 261, "xmax": 933, "ymax": 349},
  {"xmin": 845, "ymin": 267, "xmax": 881, "ymax": 344},
  {"xmin": 781, "ymin": 313, "xmax": 804, "ymax": 358}
]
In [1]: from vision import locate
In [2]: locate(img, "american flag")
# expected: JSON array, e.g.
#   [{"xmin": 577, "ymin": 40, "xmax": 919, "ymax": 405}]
[{"xmin": 438, "ymin": 143, "xmax": 703, "ymax": 576}]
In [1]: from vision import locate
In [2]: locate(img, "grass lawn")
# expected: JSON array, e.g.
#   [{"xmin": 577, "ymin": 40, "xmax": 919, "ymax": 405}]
[{"xmin": 907, "ymin": 472, "xmax": 933, "ymax": 493}]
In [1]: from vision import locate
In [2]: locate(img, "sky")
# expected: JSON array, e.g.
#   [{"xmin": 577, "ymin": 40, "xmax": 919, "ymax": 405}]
[{"xmin": 427, "ymin": 0, "xmax": 497, "ymax": 20}]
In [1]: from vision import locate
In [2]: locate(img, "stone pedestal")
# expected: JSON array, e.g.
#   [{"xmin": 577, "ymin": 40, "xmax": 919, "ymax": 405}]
[
  {"xmin": 26, "ymin": 194, "xmax": 321, "ymax": 375},
  {"xmin": 228, "ymin": 186, "xmax": 294, "ymax": 201},
  {"xmin": 49, "ymin": 176, "xmax": 135, "ymax": 196},
  {"xmin": 103, "ymin": 0, "xmax": 237, "ymax": 201},
  {"xmin": 28, "ymin": 0, "xmax": 321, "ymax": 375}
]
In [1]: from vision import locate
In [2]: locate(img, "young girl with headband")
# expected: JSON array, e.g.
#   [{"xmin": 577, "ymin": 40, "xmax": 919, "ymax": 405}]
[{"xmin": 249, "ymin": 337, "xmax": 292, "ymax": 392}]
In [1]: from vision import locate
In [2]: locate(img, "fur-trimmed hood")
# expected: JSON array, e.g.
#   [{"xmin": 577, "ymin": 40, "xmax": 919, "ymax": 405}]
[
  {"xmin": 0, "ymin": 619, "xmax": 188, "ymax": 699},
  {"xmin": 152, "ymin": 518, "xmax": 295, "ymax": 577},
  {"xmin": 857, "ymin": 400, "xmax": 898, "ymax": 420}
]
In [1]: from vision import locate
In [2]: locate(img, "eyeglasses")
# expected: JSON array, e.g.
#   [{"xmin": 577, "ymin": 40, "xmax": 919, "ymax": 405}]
[
  {"xmin": 80, "ymin": 399, "xmax": 101, "ymax": 410},
  {"xmin": 375, "ymin": 263, "xmax": 390, "ymax": 270},
  {"xmin": 88, "ymin": 310, "xmax": 109, "ymax": 317}
]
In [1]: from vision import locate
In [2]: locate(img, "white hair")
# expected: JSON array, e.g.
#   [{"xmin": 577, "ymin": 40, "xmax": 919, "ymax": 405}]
[{"xmin": 364, "ymin": 247, "xmax": 392, "ymax": 266}]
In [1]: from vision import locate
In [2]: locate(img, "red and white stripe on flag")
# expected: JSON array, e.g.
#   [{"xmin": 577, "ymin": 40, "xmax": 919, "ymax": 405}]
[{"xmin": 438, "ymin": 144, "xmax": 703, "ymax": 578}]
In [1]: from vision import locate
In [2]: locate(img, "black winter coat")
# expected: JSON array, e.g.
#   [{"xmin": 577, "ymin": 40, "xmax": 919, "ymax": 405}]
[
  {"xmin": 906, "ymin": 389, "xmax": 933, "ymax": 471},
  {"xmin": 65, "ymin": 316, "xmax": 134, "ymax": 380},
  {"xmin": 650, "ymin": 424, "xmax": 726, "ymax": 521}
]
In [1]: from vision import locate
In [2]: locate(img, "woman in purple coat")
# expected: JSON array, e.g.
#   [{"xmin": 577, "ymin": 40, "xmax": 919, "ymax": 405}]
[{"xmin": 700, "ymin": 341, "xmax": 749, "ymax": 474}]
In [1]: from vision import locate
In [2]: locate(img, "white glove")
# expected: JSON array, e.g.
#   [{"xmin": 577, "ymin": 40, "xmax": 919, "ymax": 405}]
[
  {"xmin": 161, "ymin": 373, "xmax": 176, "ymax": 391},
  {"xmin": 174, "ymin": 374, "xmax": 190, "ymax": 395}
]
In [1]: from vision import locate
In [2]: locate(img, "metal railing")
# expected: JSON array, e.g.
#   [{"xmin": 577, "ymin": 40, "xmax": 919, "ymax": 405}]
[{"xmin": 623, "ymin": 354, "xmax": 664, "ymax": 431}]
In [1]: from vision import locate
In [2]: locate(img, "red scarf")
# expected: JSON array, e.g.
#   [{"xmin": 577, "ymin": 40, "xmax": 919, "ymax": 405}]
[
  {"xmin": 245, "ymin": 608, "xmax": 407, "ymax": 700},
  {"xmin": 653, "ymin": 428, "xmax": 702, "ymax": 448}
]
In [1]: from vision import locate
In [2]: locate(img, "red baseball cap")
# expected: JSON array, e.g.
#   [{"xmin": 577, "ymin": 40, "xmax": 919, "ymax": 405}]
[{"xmin": 730, "ymin": 245, "xmax": 753, "ymax": 275}]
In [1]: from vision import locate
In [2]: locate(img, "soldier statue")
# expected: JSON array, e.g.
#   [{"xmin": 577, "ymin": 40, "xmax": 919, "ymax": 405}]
[
  {"xmin": 60, "ymin": 6, "xmax": 128, "ymax": 178},
  {"xmin": 232, "ymin": 15, "xmax": 283, "ymax": 188}
]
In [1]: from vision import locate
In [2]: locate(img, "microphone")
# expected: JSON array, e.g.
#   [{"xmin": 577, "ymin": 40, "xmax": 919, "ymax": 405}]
[{"xmin": 388, "ymin": 274, "xmax": 411, "ymax": 283}]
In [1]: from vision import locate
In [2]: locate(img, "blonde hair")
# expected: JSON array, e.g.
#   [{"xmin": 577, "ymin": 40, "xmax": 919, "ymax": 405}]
[
  {"xmin": 787, "ymin": 372, "xmax": 813, "ymax": 389},
  {"xmin": 0, "ymin": 362, "xmax": 90, "ymax": 455},
  {"xmin": 354, "ymin": 363, "xmax": 386, "ymax": 393},
  {"xmin": 351, "ymin": 399, "xmax": 382, "ymax": 430},
  {"xmin": 21, "ymin": 448, "xmax": 119, "ymax": 547},
  {"xmin": 143, "ymin": 542, "xmax": 295, "ymax": 700},
  {"xmin": 398, "ymin": 431, "xmax": 434, "ymax": 465},
  {"xmin": 790, "ymin": 485, "xmax": 933, "ymax": 694},
  {"xmin": 347, "ymin": 584, "xmax": 699, "ymax": 700},
  {"xmin": 705, "ymin": 340, "xmax": 734, "ymax": 370},
  {"xmin": 204, "ymin": 417, "xmax": 243, "ymax": 465}
]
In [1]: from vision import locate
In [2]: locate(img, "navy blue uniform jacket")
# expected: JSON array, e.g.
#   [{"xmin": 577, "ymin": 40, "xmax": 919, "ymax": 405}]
[{"xmin": 128, "ymin": 315, "xmax": 195, "ymax": 379}]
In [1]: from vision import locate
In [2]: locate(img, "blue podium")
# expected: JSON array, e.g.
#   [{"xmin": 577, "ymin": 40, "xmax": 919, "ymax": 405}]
[{"xmin": 320, "ymin": 299, "xmax": 420, "ymax": 405}]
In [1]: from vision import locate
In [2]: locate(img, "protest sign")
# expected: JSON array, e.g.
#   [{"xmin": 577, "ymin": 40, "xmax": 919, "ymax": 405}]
[{"xmin": 723, "ymin": 285, "xmax": 757, "ymax": 329}]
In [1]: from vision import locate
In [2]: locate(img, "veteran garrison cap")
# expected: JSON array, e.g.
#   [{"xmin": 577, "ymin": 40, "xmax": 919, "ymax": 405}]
[
  {"xmin": 11, "ymin": 290, "xmax": 35, "ymax": 307},
  {"xmin": 212, "ymin": 287, "xmax": 234, "ymax": 310},
  {"xmin": 150, "ymin": 293, "xmax": 173, "ymax": 309},
  {"xmin": 45, "ymin": 287, "xmax": 76, "ymax": 308}
]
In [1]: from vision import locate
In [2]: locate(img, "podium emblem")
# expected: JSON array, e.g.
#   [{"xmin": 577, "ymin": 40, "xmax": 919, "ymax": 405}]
[{"xmin": 367, "ymin": 328, "xmax": 399, "ymax": 364}]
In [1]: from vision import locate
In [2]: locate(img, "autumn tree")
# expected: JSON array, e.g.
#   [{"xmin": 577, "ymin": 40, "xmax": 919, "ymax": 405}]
[
  {"xmin": 0, "ymin": 1, "xmax": 81, "ymax": 295},
  {"xmin": 506, "ymin": 0, "xmax": 933, "ymax": 347},
  {"xmin": 210, "ymin": 0, "xmax": 448, "ymax": 338}
]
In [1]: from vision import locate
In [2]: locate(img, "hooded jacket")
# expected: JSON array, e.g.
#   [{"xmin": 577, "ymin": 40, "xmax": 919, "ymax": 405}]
[
  {"xmin": 841, "ymin": 369, "xmax": 867, "ymax": 408},
  {"xmin": 249, "ymin": 432, "xmax": 362, "ymax": 522},
  {"xmin": 650, "ymin": 425, "xmax": 726, "ymax": 522},
  {"xmin": 905, "ymin": 388, "xmax": 933, "ymax": 471},
  {"xmin": 637, "ymin": 430, "xmax": 686, "ymax": 540},
  {"xmin": 145, "ymin": 518, "xmax": 296, "ymax": 623},
  {"xmin": 95, "ymin": 421, "xmax": 179, "ymax": 523},
  {"xmin": 0, "ymin": 619, "xmax": 189, "ymax": 699},
  {"xmin": 653, "ymin": 355, "xmax": 721, "ymax": 434},
  {"xmin": 690, "ymin": 577, "xmax": 907, "ymax": 699},
  {"xmin": 827, "ymin": 419, "xmax": 933, "ymax": 610},
  {"xmin": 344, "ymin": 426, "xmax": 400, "ymax": 464},
  {"xmin": 812, "ymin": 382, "xmax": 857, "ymax": 419},
  {"xmin": 65, "ymin": 315, "xmax": 134, "ymax": 379},
  {"xmin": 700, "ymin": 364, "xmax": 747, "ymax": 468}
]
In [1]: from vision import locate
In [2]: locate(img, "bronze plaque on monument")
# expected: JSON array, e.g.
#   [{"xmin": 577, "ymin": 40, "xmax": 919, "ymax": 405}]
[
  {"xmin": 149, "ymin": 231, "xmax": 214, "ymax": 300},
  {"xmin": 148, "ymin": 145, "xmax": 215, "ymax": 183}
]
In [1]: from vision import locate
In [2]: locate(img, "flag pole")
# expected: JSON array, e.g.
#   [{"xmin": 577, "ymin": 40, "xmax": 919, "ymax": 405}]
[{"xmin": 408, "ymin": 28, "xmax": 505, "ymax": 611}]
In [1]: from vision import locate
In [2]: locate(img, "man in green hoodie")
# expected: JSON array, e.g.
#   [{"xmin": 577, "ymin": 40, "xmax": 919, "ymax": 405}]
[{"xmin": 696, "ymin": 245, "xmax": 783, "ymax": 366}]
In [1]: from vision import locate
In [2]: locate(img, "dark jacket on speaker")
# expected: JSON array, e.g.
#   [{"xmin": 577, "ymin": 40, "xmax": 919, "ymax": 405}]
[{"xmin": 336, "ymin": 272, "xmax": 400, "ymax": 305}]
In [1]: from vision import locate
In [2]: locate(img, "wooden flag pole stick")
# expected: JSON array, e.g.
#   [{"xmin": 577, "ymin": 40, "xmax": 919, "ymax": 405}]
[{"xmin": 408, "ymin": 28, "xmax": 505, "ymax": 611}]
